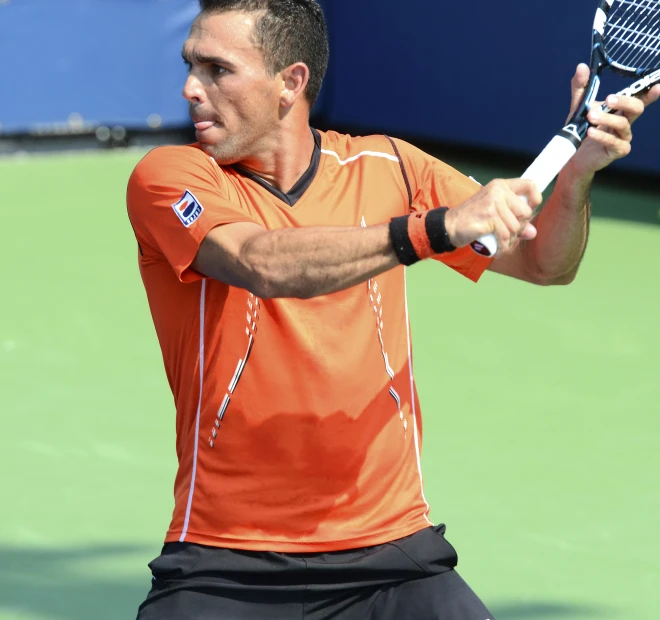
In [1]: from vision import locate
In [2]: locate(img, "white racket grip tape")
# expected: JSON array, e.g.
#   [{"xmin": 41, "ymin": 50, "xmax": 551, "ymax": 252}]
[
  {"xmin": 470, "ymin": 135, "xmax": 578, "ymax": 257},
  {"xmin": 520, "ymin": 134, "xmax": 579, "ymax": 194}
]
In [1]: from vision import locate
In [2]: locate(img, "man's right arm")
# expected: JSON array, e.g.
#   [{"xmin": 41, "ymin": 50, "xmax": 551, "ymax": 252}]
[
  {"xmin": 192, "ymin": 221, "xmax": 399, "ymax": 299},
  {"xmin": 192, "ymin": 178, "xmax": 542, "ymax": 299}
]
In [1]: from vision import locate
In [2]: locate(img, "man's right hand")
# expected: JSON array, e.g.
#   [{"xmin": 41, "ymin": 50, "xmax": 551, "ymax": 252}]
[{"xmin": 444, "ymin": 179, "xmax": 542, "ymax": 254}]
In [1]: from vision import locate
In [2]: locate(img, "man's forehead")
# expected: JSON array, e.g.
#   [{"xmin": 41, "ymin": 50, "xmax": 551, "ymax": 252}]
[{"xmin": 183, "ymin": 11, "xmax": 260, "ymax": 57}]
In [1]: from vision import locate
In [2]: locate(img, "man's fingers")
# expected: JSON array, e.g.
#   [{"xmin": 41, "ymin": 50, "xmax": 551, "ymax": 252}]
[
  {"xmin": 492, "ymin": 217, "xmax": 536, "ymax": 256},
  {"xmin": 586, "ymin": 126, "xmax": 632, "ymax": 157},
  {"xmin": 498, "ymin": 202, "xmax": 527, "ymax": 238},
  {"xmin": 448, "ymin": 178, "xmax": 540, "ymax": 250},
  {"xmin": 520, "ymin": 222, "xmax": 538, "ymax": 241},
  {"xmin": 504, "ymin": 178, "xmax": 543, "ymax": 210},
  {"xmin": 488, "ymin": 180, "xmax": 537, "ymax": 253},
  {"xmin": 640, "ymin": 84, "xmax": 660, "ymax": 107},
  {"xmin": 604, "ymin": 94, "xmax": 645, "ymax": 123},
  {"xmin": 491, "ymin": 219, "xmax": 514, "ymax": 253},
  {"xmin": 567, "ymin": 63, "xmax": 591, "ymax": 120},
  {"xmin": 588, "ymin": 107, "xmax": 633, "ymax": 141},
  {"xmin": 571, "ymin": 63, "xmax": 591, "ymax": 91}
]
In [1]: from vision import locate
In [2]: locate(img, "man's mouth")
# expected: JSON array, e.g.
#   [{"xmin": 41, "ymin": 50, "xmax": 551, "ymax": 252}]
[{"xmin": 194, "ymin": 121, "xmax": 216, "ymax": 131}]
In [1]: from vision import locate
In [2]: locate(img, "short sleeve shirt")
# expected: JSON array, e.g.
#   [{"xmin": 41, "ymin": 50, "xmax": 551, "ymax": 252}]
[{"xmin": 127, "ymin": 129, "xmax": 490, "ymax": 551}]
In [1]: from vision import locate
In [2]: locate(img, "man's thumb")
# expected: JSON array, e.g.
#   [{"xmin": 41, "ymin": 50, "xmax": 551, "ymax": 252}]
[{"xmin": 567, "ymin": 63, "xmax": 590, "ymax": 120}]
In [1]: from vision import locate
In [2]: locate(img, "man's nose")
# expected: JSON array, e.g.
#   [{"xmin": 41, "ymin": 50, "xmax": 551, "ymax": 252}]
[{"xmin": 182, "ymin": 72, "xmax": 204, "ymax": 104}]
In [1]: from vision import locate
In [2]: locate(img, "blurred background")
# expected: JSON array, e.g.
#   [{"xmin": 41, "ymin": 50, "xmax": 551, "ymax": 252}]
[{"xmin": 1, "ymin": 1, "xmax": 658, "ymax": 619}]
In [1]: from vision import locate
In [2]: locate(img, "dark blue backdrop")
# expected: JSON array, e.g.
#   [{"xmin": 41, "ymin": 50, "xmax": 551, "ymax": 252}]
[
  {"xmin": 319, "ymin": 1, "xmax": 659, "ymax": 174},
  {"xmin": 1, "ymin": 0, "xmax": 657, "ymax": 173}
]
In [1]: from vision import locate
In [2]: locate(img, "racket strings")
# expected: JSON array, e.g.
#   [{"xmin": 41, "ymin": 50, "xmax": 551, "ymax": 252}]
[{"xmin": 605, "ymin": 0, "xmax": 660, "ymax": 69}]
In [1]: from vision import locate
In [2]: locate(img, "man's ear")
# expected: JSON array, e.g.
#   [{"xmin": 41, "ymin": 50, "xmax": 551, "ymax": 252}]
[{"xmin": 280, "ymin": 63, "xmax": 310, "ymax": 108}]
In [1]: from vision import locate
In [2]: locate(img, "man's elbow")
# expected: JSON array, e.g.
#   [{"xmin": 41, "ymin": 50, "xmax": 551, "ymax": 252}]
[
  {"xmin": 250, "ymin": 277, "xmax": 293, "ymax": 300},
  {"xmin": 530, "ymin": 268, "xmax": 579, "ymax": 287},
  {"xmin": 252, "ymin": 274, "xmax": 315, "ymax": 300}
]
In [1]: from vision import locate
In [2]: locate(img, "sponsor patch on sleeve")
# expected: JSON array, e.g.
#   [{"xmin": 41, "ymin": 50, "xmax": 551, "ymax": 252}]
[{"xmin": 172, "ymin": 190, "xmax": 204, "ymax": 227}]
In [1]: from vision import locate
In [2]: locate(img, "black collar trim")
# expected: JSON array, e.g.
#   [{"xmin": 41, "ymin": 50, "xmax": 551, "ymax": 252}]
[{"xmin": 232, "ymin": 128, "xmax": 321, "ymax": 207}]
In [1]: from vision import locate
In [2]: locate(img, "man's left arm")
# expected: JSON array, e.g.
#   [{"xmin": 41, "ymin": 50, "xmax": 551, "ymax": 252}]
[{"xmin": 489, "ymin": 64, "xmax": 660, "ymax": 285}]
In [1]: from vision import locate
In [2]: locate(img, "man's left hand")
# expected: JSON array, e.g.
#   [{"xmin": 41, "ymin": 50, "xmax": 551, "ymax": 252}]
[{"xmin": 567, "ymin": 63, "xmax": 660, "ymax": 176}]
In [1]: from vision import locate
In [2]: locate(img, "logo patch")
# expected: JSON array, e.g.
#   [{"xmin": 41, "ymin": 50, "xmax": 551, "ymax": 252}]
[{"xmin": 172, "ymin": 190, "xmax": 203, "ymax": 227}]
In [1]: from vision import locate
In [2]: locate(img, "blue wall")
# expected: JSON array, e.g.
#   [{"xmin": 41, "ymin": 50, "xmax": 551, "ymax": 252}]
[
  {"xmin": 1, "ymin": 0, "xmax": 658, "ymax": 174},
  {"xmin": 0, "ymin": 0, "xmax": 197, "ymax": 133}
]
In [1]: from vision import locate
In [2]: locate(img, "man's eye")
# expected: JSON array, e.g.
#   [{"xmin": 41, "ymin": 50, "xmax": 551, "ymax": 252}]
[{"xmin": 212, "ymin": 65, "xmax": 227, "ymax": 76}]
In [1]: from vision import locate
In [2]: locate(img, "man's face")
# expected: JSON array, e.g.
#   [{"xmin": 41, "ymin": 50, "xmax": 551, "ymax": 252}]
[{"xmin": 182, "ymin": 11, "xmax": 283, "ymax": 164}]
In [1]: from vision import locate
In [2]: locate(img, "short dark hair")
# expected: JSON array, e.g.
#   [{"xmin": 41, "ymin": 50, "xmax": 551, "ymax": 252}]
[{"xmin": 198, "ymin": 0, "xmax": 329, "ymax": 106}]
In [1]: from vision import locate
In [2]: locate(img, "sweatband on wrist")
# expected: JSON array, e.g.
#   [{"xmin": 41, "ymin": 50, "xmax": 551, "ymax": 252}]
[{"xmin": 389, "ymin": 207, "xmax": 456, "ymax": 266}]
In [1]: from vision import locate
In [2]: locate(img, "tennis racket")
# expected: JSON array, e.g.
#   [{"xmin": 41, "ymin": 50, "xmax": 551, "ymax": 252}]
[{"xmin": 471, "ymin": 0, "xmax": 660, "ymax": 258}]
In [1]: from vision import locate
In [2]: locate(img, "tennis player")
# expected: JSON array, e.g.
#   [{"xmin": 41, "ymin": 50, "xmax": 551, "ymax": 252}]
[{"xmin": 127, "ymin": 1, "xmax": 659, "ymax": 618}]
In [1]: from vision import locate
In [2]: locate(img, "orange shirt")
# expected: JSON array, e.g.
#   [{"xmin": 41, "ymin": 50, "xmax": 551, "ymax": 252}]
[{"xmin": 127, "ymin": 129, "xmax": 490, "ymax": 552}]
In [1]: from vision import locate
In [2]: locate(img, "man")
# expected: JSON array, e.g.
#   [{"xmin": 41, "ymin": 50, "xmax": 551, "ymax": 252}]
[{"xmin": 127, "ymin": 1, "xmax": 659, "ymax": 618}]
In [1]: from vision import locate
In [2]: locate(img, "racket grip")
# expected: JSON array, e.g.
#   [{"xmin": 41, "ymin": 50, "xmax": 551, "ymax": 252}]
[
  {"xmin": 470, "ymin": 135, "xmax": 578, "ymax": 257},
  {"xmin": 521, "ymin": 134, "xmax": 579, "ymax": 193}
]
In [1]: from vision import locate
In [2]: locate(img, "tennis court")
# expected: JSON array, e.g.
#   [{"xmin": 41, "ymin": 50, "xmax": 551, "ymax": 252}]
[{"xmin": 0, "ymin": 148, "xmax": 658, "ymax": 619}]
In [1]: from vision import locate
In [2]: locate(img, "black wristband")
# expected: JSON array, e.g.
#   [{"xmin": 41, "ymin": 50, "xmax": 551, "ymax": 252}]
[
  {"xmin": 425, "ymin": 207, "xmax": 456, "ymax": 255},
  {"xmin": 389, "ymin": 215, "xmax": 420, "ymax": 266}
]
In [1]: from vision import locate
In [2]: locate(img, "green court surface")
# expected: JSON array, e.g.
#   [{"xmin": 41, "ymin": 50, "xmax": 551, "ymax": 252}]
[{"xmin": 0, "ymin": 149, "xmax": 658, "ymax": 619}]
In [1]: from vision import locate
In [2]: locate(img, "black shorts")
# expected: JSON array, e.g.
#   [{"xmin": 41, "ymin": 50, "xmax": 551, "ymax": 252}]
[{"xmin": 136, "ymin": 525, "xmax": 494, "ymax": 620}]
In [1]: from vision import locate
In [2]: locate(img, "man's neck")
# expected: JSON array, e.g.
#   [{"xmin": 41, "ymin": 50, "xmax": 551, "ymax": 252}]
[{"xmin": 236, "ymin": 125, "xmax": 317, "ymax": 195}]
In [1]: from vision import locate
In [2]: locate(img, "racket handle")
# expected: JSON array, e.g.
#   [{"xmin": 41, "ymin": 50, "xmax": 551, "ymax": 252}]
[
  {"xmin": 470, "ymin": 135, "xmax": 579, "ymax": 257},
  {"xmin": 470, "ymin": 233, "xmax": 498, "ymax": 257},
  {"xmin": 521, "ymin": 134, "xmax": 579, "ymax": 193}
]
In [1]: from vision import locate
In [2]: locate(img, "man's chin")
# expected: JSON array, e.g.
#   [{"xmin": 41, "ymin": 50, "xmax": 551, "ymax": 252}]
[
  {"xmin": 198, "ymin": 142, "xmax": 215, "ymax": 156},
  {"xmin": 198, "ymin": 142, "xmax": 242, "ymax": 167}
]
